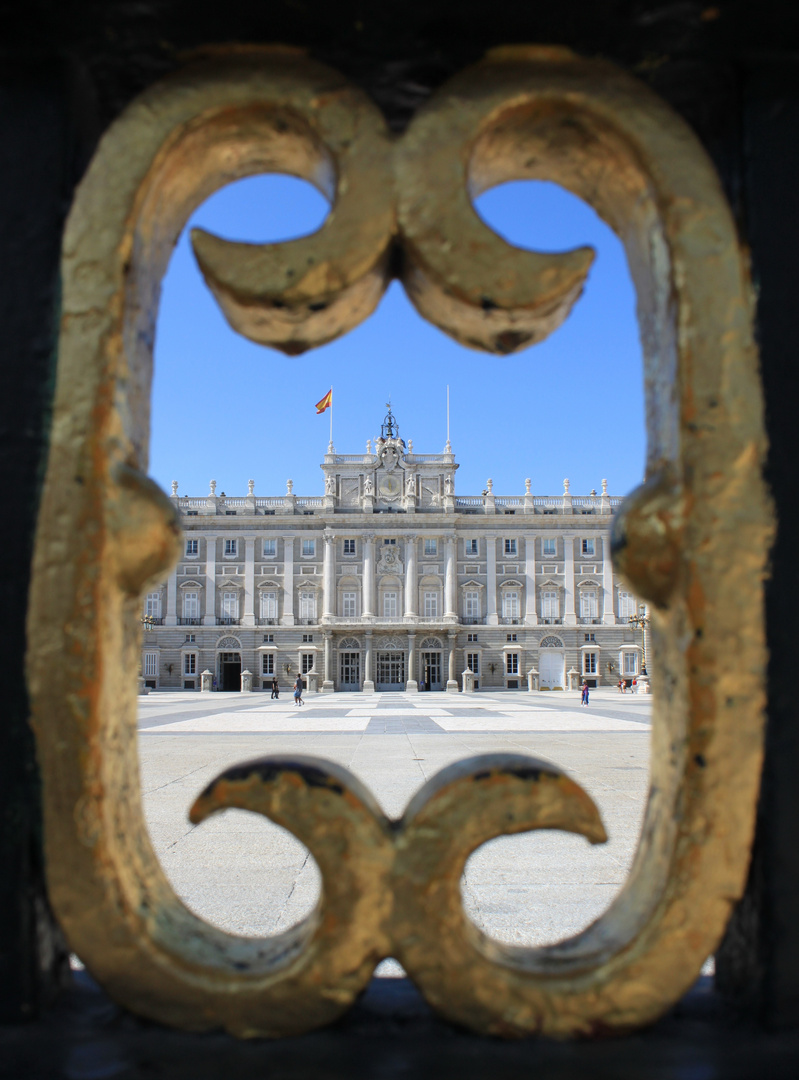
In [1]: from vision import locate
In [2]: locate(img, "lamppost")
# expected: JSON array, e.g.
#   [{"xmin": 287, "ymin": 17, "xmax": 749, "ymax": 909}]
[{"xmin": 628, "ymin": 605, "xmax": 651, "ymax": 675}]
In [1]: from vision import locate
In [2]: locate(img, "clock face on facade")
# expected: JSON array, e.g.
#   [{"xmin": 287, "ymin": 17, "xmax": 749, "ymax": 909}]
[{"xmin": 379, "ymin": 473, "xmax": 401, "ymax": 498}]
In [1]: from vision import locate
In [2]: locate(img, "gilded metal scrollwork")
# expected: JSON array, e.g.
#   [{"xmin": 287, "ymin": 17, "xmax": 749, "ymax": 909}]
[{"xmin": 27, "ymin": 44, "xmax": 772, "ymax": 1039}]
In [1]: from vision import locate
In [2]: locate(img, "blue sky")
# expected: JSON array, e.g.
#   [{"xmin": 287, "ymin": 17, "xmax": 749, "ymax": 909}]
[{"xmin": 151, "ymin": 177, "xmax": 644, "ymax": 499}]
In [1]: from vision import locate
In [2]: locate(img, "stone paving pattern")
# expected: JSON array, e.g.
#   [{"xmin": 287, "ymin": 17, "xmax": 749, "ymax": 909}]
[{"xmin": 139, "ymin": 688, "xmax": 652, "ymax": 973}]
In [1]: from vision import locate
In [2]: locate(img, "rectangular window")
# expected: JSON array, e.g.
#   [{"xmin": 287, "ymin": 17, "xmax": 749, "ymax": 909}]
[
  {"xmin": 618, "ymin": 590, "xmax": 636, "ymax": 618},
  {"xmin": 262, "ymin": 538, "xmax": 276, "ymax": 557},
  {"xmin": 383, "ymin": 591, "xmax": 398, "ymax": 617},
  {"xmin": 143, "ymin": 652, "xmax": 158, "ymax": 677},
  {"xmin": 302, "ymin": 538, "xmax": 315, "ymax": 557},
  {"xmin": 222, "ymin": 591, "xmax": 238, "ymax": 618},
  {"xmin": 580, "ymin": 589, "xmax": 598, "ymax": 619},
  {"xmin": 465, "ymin": 538, "xmax": 478, "ymax": 556},
  {"xmin": 582, "ymin": 538, "xmax": 596, "ymax": 556},
  {"xmin": 145, "ymin": 591, "xmax": 161, "ymax": 618},
  {"xmin": 301, "ymin": 653, "xmax": 315, "ymax": 674},
  {"xmin": 467, "ymin": 633, "xmax": 478, "ymax": 642},
  {"xmin": 384, "ymin": 538, "xmax": 396, "ymax": 545},
  {"xmin": 583, "ymin": 651, "xmax": 598, "ymax": 674},
  {"xmin": 262, "ymin": 653, "xmax": 274, "ymax": 675},
  {"xmin": 542, "ymin": 537, "xmax": 556, "ymax": 556},
  {"xmin": 185, "ymin": 539, "xmax": 198, "ymax": 556},
  {"xmin": 343, "ymin": 538, "xmax": 356, "ymax": 555},
  {"xmin": 623, "ymin": 651, "xmax": 638, "ymax": 675},
  {"xmin": 302, "ymin": 634, "xmax": 314, "ymax": 643},
  {"xmin": 183, "ymin": 653, "xmax": 197, "ymax": 675},
  {"xmin": 503, "ymin": 591, "xmax": 519, "ymax": 619},
  {"xmin": 467, "ymin": 652, "xmax": 480, "ymax": 674},
  {"xmin": 464, "ymin": 591, "xmax": 480, "ymax": 618},
  {"xmin": 260, "ymin": 591, "xmax": 277, "ymax": 620},
  {"xmin": 541, "ymin": 590, "xmax": 560, "ymax": 619},
  {"xmin": 343, "ymin": 591, "xmax": 357, "ymax": 618},
  {"xmin": 506, "ymin": 652, "xmax": 519, "ymax": 675},
  {"xmin": 504, "ymin": 538, "xmax": 517, "ymax": 556},
  {"xmin": 506, "ymin": 633, "xmax": 517, "ymax": 642},
  {"xmin": 183, "ymin": 591, "xmax": 199, "ymax": 619},
  {"xmin": 424, "ymin": 538, "xmax": 437, "ymax": 556},
  {"xmin": 300, "ymin": 591, "xmax": 316, "ymax": 620},
  {"xmin": 424, "ymin": 591, "xmax": 438, "ymax": 618},
  {"xmin": 263, "ymin": 633, "xmax": 274, "ymax": 643},
  {"xmin": 224, "ymin": 538, "xmax": 237, "ymax": 557}
]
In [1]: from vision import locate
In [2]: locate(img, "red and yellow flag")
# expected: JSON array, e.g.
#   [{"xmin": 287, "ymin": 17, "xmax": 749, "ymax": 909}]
[{"xmin": 315, "ymin": 388, "xmax": 333, "ymax": 414}]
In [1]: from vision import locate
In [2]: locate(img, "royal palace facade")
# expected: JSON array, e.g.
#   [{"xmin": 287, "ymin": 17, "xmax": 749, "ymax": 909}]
[{"xmin": 141, "ymin": 411, "xmax": 648, "ymax": 693}]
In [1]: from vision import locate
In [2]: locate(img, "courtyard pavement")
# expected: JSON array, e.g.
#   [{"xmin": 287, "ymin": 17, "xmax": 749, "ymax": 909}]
[{"xmin": 138, "ymin": 687, "xmax": 654, "ymax": 975}]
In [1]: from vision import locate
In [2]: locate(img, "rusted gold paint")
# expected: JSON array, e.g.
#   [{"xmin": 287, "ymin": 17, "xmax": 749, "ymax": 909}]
[{"xmin": 27, "ymin": 45, "xmax": 772, "ymax": 1039}]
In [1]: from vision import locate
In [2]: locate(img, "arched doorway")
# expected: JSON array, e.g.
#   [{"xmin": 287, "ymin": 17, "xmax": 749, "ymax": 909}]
[
  {"xmin": 375, "ymin": 636, "xmax": 405, "ymax": 691},
  {"xmin": 419, "ymin": 636, "xmax": 444, "ymax": 691},
  {"xmin": 539, "ymin": 635, "xmax": 566, "ymax": 690},
  {"xmin": 216, "ymin": 635, "xmax": 242, "ymax": 691},
  {"xmin": 339, "ymin": 636, "xmax": 361, "ymax": 691}
]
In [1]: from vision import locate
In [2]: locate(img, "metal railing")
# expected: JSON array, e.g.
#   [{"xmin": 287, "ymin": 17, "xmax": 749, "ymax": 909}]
[
  {"xmin": 178, "ymin": 617, "xmax": 201, "ymax": 626},
  {"xmin": 257, "ymin": 617, "xmax": 278, "ymax": 625},
  {"xmin": 500, "ymin": 616, "xmax": 522, "ymax": 625},
  {"xmin": 462, "ymin": 616, "xmax": 486, "ymax": 625},
  {"xmin": 216, "ymin": 616, "xmax": 240, "ymax": 626},
  {"xmin": 539, "ymin": 617, "xmax": 563, "ymax": 625}
]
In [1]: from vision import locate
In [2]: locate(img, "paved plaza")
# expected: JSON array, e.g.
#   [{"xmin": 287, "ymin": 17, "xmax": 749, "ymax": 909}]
[{"xmin": 138, "ymin": 687, "xmax": 653, "ymax": 974}]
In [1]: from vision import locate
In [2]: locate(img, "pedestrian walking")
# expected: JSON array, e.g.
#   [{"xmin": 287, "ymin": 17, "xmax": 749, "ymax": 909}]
[
  {"xmin": 632, "ymin": 677, "xmax": 638, "ymax": 694},
  {"xmin": 581, "ymin": 681, "xmax": 590, "ymax": 706},
  {"xmin": 618, "ymin": 678, "xmax": 623, "ymax": 694},
  {"xmin": 270, "ymin": 676, "xmax": 279, "ymax": 700},
  {"xmin": 293, "ymin": 675, "xmax": 304, "ymax": 706}
]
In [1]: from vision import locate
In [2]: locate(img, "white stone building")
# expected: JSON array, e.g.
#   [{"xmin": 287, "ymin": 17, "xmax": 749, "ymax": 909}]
[{"xmin": 141, "ymin": 409, "xmax": 649, "ymax": 693}]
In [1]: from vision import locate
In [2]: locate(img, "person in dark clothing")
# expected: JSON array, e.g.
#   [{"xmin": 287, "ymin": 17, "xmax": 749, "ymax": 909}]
[
  {"xmin": 293, "ymin": 675, "xmax": 304, "ymax": 706},
  {"xmin": 271, "ymin": 677, "xmax": 279, "ymax": 699}
]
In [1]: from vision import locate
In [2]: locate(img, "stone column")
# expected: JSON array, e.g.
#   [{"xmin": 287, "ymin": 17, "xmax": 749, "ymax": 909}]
[
  {"xmin": 323, "ymin": 531, "xmax": 336, "ymax": 618},
  {"xmin": 564, "ymin": 534, "xmax": 576, "ymax": 625},
  {"xmin": 404, "ymin": 535, "xmax": 418, "ymax": 616},
  {"xmin": 363, "ymin": 630, "xmax": 375, "ymax": 693},
  {"xmin": 486, "ymin": 535, "xmax": 498, "ymax": 624},
  {"xmin": 322, "ymin": 630, "xmax": 334, "ymax": 693},
  {"xmin": 203, "ymin": 535, "xmax": 216, "ymax": 625},
  {"xmin": 282, "ymin": 535, "xmax": 295, "ymax": 625},
  {"xmin": 406, "ymin": 631, "xmax": 418, "ymax": 692},
  {"xmin": 602, "ymin": 533, "xmax": 616, "ymax": 624},
  {"xmin": 524, "ymin": 534, "xmax": 537, "ymax": 625},
  {"xmin": 444, "ymin": 534, "xmax": 457, "ymax": 619},
  {"xmin": 446, "ymin": 630, "xmax": 459, "ymax": 692},
  {"xmin": 243, "ymin": 537, "xmax": 255, "ymax": 626},
  {"xmin": 165, "ymin": 568, "xmax": 177, "ymax": 626},
  {"xmin": 362, "ymin": 533, "xmax": 375, "ymax": 617}
]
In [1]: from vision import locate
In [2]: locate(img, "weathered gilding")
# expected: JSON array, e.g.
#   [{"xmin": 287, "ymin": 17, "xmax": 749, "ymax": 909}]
[{"xmin": 27, "ymin": 45, "xmax": 772, "ymax": 1038}]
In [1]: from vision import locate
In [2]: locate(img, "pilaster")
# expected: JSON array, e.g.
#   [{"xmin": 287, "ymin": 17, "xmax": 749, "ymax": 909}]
[
  {"xmin": 564, "ymin": 534, "xmax": 576, "ymax": 625},
  {"xmin": 165, "ymin": 568, "xmax": 177, "ymax": 626},
  {"xmin": 486, "ymin": 535, "xmax": 498, "ymax": 624},
  {"xmin": 203, "ymin": 535, "xmax": 216, "ymax": 625},
  {"xmin": 242, "ymin": 537, "xmax": 255, "ymax": 626},
  {"xmin": 281, "ymin": 534, "xmax": 295, "ymax": 625}
]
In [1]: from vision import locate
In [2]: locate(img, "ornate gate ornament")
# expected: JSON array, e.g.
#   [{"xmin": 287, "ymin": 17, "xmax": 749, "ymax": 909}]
[{"xmin": 27, "ymin": 44, "xmax": 772, "ymax": 1039}]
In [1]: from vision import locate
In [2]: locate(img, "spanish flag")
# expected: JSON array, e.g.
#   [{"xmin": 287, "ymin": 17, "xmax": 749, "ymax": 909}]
[{"xmin": 315, "ymin": 388, "xmax": 333, "ymax": 414}]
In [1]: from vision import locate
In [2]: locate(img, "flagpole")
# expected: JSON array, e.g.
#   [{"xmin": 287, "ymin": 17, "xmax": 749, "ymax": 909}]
[
  {"xmin": 329, "ymin": 386, "xmax": 334, "ymax": 452},
  {"xmin": 445, "ymin": 384, "xmax": 451, "ymax": 453}
]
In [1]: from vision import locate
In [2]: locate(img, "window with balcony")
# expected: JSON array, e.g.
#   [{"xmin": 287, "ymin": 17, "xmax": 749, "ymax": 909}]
[
  {"xmin": 465, "ymin": 538, "xmax": 478, "ymax": 556},
  {"xmin": 262, "ymin": 538, "xmax": 276, "ymax": 557},
  {"xmin": 583, "ymin": 651, "xmax": 598, "ymax": 675},
  {"xmin": 467, "ymin": 652, "xmax": 480, "ymax": 674},
  {"xmin": 302, "ymin": 538, "xmax": 315, "ymax": 557},
  {"xmin": 424, "ymin": 538, "xmax": 437, "ymax": 556},
  {"xmin": 464, "ymin": 591, "xmax": 480, "ymax": 619},
  {"xmin": 618, "ymin": 590, "xmax": 636, "ymax": 619},
  {"xmin": 503, "ymin": 591, "xmax": 519, "ymax": 620},
  {"xmin": 542, "ymin": 537, "xmax": 556, "ymax": 556},
  {"xmin": 343, "ymin": 538, "xmax": 356, "ymax": 555},
  {"xmin": 260, "ymin": 591, "xmax": 277, "ymax": 621},
  {"xmin": 541, "ymin": 590, "xmax": 560, "ymax": 620},
  {"xmin": 582, "ymin": 538, "xmax": 596, "ymax": 556},
  {"xmin": 299, "ymin": 591, "xmax": 316, "ymax": 621},
  {"xmin": 183, "ymin": 653, "xmax": 197, "ymax": 676},
  {"xmin": 185, "ymin": 539, "xmax": 198, "ymax": 556},
  {"xmin": 424, "ymin": 591, "xmax": 438, "ymax": 618},
  {"xmin": 145, "ymin": 591, "xmax": 161, "ymax": 618},
  {"xmin": 224, "ymin": 538, "xmax": 237, "ymax": 557},
  {"xmin": 504, "ymin": 538, "xmax": 517, "ymax": 556},
  {"xmin": 262, "ymin": 653, "xmax": 274, "ymax": 675},
  {"xmin": 506, "ymin": 652, "xmax": 519, "ymax": 675},
  {"xmin": 383, "ymin": 592, "xmax": 398, "ymax": 617},
  {"xmin": 580, "ymin": 589, "xmax": 598, "ymax": 619},
  {"xmin": 343, "ymin": 592, "xmax": 357, "ymax": 618},
  {"xmin": 183, "ymin": 591, "xmax": 199, "ymax": 620},
  {"xmin": 222, "ymin": 591, "xmax": 238, "ymax": 619}
]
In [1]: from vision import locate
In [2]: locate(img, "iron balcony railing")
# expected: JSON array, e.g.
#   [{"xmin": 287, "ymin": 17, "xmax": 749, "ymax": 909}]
[
  {"xmin": 178, "ymin": 617, "xmax": 201, "ymax": 626},
  {"xmin": 257, "ymin": 617, "xmax": 278, "ymax": 625},
  {"xmin": 540, "ymin": 617, "xmax": 563, "ymax": 625},
  {"xmin": 216, "ymin": 616, "xmax": 240, "ymax": 626},
  {"xmin": 500, "ymin": 616, "xmax": 522, "ymax": 625},
  {"xmin": 462, "ymin": 616, "xmax": 486, "ymax": 625}
]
